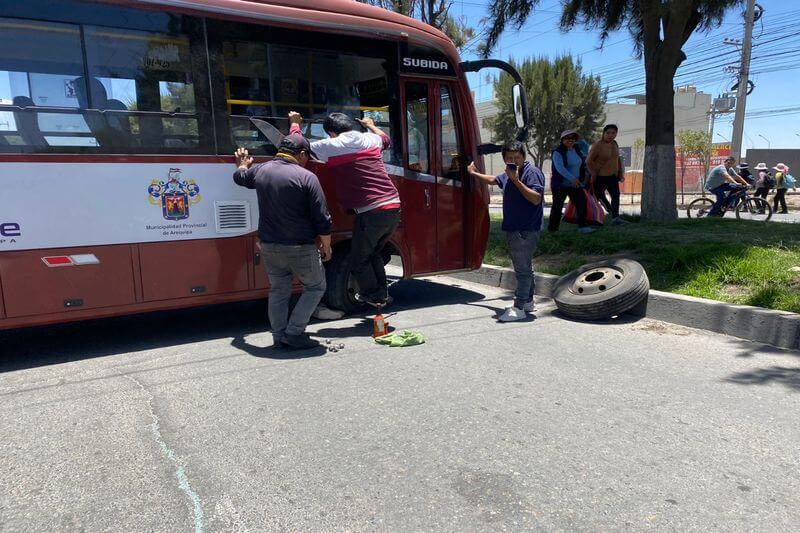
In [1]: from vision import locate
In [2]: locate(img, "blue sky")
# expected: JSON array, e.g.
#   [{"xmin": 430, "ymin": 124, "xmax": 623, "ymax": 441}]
[{"xmin": 458, "ymin": 0, "xmax": 799, "ymax": 151}]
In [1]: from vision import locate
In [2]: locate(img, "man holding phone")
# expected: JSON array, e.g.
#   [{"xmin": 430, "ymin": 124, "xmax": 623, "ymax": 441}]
[{"xmin": 468, "ymin": 141, "xmax": 545, "ymax": 322}]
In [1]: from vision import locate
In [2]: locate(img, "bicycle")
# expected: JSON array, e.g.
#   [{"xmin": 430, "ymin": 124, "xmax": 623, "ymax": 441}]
[{"xmin": 686, "ymin": 186, "xmax": 772, "ymax": 221}]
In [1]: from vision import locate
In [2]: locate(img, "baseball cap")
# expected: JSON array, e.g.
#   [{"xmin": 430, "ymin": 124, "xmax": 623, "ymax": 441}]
[
  {"xmin": 560, "ymin": 129, "xmax": 579, "ymax": 140},
  {"xmin": 279, "ymin": 132, "xmax": 311, "ymax": 154}
]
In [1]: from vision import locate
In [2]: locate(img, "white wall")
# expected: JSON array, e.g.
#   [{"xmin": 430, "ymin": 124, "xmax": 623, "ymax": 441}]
[{"xmin": 606, "ymin": 90, "xmax": 712, "ymax": 168}]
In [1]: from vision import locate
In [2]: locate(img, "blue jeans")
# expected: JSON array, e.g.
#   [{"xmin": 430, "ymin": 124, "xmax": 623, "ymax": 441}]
[
  {"xmin": 262, "ymin": 243, "xmax": 326, "ymax": 341},
  {"xmin": 709, "ymin": 183, "xmax": 738, "ymax": 215},
  {"xmin": 506, "ymin": 230, "xmax": 540, "ymax": 309}
]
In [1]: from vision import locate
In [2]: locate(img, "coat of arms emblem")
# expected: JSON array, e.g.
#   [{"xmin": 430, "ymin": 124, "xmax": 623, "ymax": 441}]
[{"xmin": 147, "ymin": 168, "xmax": 201, "ymax": 220}]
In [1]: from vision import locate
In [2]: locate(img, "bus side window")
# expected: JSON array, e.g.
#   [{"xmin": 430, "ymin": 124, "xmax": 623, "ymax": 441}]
[
  {"xmin": 83, "ymin": 25, "xmax": 202, "ymax": 153},
  {"xmin": 405, "ymin": 82, "xmax": 429, "ymax": 173},
  {"xmin": 0, "ymin": 18, "xmax": 89, "ymax": 151},
  {"xmin": 0, "ymin": 16, "xmax": 208, "ymax": 153},
  {"xmin": 222, "ymin": 41, "xmax": 279, "ymax": 155},
  {"xmin": 220, "ymin": 38, "xmax": 398, "ymax": 159},
  {"xmin": 439, "ymin": 85, "xmax": 462, "ymax": 180}
]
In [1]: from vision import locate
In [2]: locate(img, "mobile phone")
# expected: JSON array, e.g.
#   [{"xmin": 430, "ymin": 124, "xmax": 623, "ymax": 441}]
[{"xmin": 506, "ymin": 163, "xmax": 517, "ymax": 171}]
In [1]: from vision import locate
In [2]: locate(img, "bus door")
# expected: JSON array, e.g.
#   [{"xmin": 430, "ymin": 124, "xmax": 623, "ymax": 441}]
[
  {"xmin": 400, "ymin": 79, "xmax": 437, "ymax": 274},
  {"xmin": 433, "ymin": 83, "xmax": 466, "ymax": 271}
]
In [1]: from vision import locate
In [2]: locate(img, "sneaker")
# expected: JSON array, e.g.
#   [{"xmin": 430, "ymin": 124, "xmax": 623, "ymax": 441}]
[
  {"xmin": 281, "ymin": 333, "xmax": 321, "ymax": 350},
  {"xmin": 522, "ymin": 301, "xmax": 535, "ymax": 313},
  {"xmin": 499, "ymin": 306, "xmax": 526, "ymax": 322},
  {"xmin": 313, "ymin": 304, "xmax": 345, "ymax": 320},
  {"xmin": 578, "ymin": 226, "xmax": 595, "ymax": 234},
  {"xmin": 611, "ymin": 217, "xmax": 627, "ymax": 225}
]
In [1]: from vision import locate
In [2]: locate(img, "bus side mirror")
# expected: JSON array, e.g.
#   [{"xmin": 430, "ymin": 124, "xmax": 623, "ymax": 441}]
[{"xmin": 512, "ymin": 84, "xmax": 525, "ymax": 130}]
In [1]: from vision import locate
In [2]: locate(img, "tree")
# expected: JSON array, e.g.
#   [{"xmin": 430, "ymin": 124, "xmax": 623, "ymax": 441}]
[
  {"xmin": 358, "ymin": 0, "xmax": 474, "ymax": 50},
  {"xmin": 160, "ymin": 82, "xmax": 198, "ymax": 136},
  {"xmin": 676, "ymin": 129, "xmax": 711, "ymax": 204},
  {"xmin": 488, "ymin": 55, "xmax": 605, "ymax": 168},
  {"xmin": 483, "ymin": 0, "xmax": 743, "ymax": 223}
]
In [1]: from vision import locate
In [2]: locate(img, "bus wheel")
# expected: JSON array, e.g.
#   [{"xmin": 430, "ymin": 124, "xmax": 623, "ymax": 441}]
[
  {"xmin": 552, "ymin": 259, "xmax": 649, "ymax": 321},
  {"xmin": 324, "ymin": 249, "xmax": 366, "ymax": 314}
]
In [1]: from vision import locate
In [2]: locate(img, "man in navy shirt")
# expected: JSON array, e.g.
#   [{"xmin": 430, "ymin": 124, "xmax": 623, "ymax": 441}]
[{"xmin": 468, "ymin": 141, "xmax": 545, "ymax": 322}]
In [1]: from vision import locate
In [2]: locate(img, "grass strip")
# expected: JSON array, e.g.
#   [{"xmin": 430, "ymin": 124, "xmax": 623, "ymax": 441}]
[{"xmin": 486, "ymin": 214, "xmax": 800, "ymax": 313}]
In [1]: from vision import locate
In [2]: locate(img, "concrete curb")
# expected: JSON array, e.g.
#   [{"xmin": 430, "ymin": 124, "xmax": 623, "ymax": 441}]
[{"xmin": 450, "ymin": 264, "xmax": 800, "ymax": 350}]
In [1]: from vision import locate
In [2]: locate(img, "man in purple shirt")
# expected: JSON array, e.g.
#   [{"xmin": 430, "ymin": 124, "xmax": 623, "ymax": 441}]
[{"xmin": 233, "ymin": 121, "xmax": 332, "ymax": 350}]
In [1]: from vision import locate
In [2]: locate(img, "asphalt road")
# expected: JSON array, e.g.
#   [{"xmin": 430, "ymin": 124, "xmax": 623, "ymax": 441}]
[{"xmin": 1, "ymin": 276, "xmax": 799, "ymax": 531}]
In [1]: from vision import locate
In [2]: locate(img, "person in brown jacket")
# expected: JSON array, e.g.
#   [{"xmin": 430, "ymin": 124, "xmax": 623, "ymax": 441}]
[{"xmin": 587, "ymin": 124, "xmax": 626, "ymax": 225}]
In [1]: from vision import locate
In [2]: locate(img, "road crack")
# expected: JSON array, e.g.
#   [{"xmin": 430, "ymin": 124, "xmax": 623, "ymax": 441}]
[{"xmin": 124, "ymin": 374, "xmax": 205, "ymax": 533}]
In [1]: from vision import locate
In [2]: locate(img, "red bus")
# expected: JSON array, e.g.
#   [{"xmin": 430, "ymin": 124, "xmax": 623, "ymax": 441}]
[{"xmin": 0, "ymin": 0, "xmax": 529, "ymax": 329}]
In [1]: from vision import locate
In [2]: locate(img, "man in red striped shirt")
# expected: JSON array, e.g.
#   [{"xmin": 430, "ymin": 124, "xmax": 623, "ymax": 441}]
[{"xmin": 290, "ymin": 112, "xmax": 400, "ymax": 308}]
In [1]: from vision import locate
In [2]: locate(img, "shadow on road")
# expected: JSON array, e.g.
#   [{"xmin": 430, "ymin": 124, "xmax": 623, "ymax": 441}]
[
  {"xmin": 463, "ymin": 300, "xmax": 536, "ymax": 323},
  {"xmin": 724, "ymin": 366, "xmax": 800, "ymax": 392},
  {"xmin": 0, "ymin": 299, "xmax": 269, "ymax": 374},
  {"xmin": 313, "ymin": 318, "xmax": 374, "ymax": 339},
  {"xmin": 0, "ymin": 278, "xmax": 487, "ymax": 373},
  {"xmin": 727, "ymin": 337, "xmax": 798, "ymax": 359},
  {"xmin": 230, "ymin": 336, "xmax": 327, "ymax": 360},
  {"xmin": 552, "ymin": 309, "xmax": 645, "ymax": 326}
]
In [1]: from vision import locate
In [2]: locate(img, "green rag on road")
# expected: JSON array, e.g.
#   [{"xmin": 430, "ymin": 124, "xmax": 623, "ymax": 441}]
[{"xmin": 374, "ymin": 330, "xmax": 425, "ymax": 347}]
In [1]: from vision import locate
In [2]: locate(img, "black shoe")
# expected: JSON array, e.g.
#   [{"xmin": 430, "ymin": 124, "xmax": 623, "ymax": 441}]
[{"xmin": 281, "ymin": 333, "xmax": 320, "ymax": 350}]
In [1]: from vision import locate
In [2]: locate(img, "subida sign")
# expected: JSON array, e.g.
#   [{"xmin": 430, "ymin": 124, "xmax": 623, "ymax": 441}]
[
  {"xmin": 399, "ymin": 53, "xmax": 455, "ymax": 76},
  {"xmin": 402, "ymin": 57, "xmax": 449, "ymax": 71}
]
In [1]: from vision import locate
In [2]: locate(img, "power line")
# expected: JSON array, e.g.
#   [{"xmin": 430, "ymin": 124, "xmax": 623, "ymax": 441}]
[
  {"xmin": 594, "ymin": 17, "xmax": 800, "ymax": 92},
  {"xmin": 602, "ymin": 32, "xmax": 800, "ymax": 97}
]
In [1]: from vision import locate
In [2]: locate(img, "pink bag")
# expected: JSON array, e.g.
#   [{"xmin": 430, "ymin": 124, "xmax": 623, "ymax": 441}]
[{"xmin": 563, "ymin": 188, "xmax": 606, "ymax": 226}]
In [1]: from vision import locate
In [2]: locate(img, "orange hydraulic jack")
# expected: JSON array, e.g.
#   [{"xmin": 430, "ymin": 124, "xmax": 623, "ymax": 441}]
[{"xmin": 373, "ymin": 311, "xmax": 390, "ymax": 337}]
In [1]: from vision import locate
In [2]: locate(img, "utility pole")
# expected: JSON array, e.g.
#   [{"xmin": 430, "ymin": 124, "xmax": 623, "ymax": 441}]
[
  {"xmin": 705, "ymin": 103, "xmax": 716, "ymax": 193},
  {"xmin": 708, "ymin": 104, "xmax": 716, "ymax": 140},
  {"xmin": 730, "ymin": 0, "xmax": 756, "ymax": 162}
]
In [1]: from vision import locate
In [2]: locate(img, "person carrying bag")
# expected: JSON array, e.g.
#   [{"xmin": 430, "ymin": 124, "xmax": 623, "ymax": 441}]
[{"xmin": 564, "ymin": 184, "xmax": 606, "ymax": 226}]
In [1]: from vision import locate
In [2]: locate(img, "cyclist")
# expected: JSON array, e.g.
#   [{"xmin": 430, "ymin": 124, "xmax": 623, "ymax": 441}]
[{"xmin": 705, "ymin": 156, "xmax": 749, "ymax": 216}]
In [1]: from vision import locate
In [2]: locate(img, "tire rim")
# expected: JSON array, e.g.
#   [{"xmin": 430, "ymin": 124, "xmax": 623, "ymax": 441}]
[{"xmin": 569, "ymin": 266, "xmax": 625, "ymax": 295}]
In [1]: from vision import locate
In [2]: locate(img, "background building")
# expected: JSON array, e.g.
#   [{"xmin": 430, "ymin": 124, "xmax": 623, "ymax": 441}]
[{"xmin": 606, "ymin": 86, "xmax": 712, "ymax": 170}]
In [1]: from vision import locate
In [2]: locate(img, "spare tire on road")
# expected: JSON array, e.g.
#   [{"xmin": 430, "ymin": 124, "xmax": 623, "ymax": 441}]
[{"xmin": 552, "ymin": 259, "xmax": 650, "ymax": 321}]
